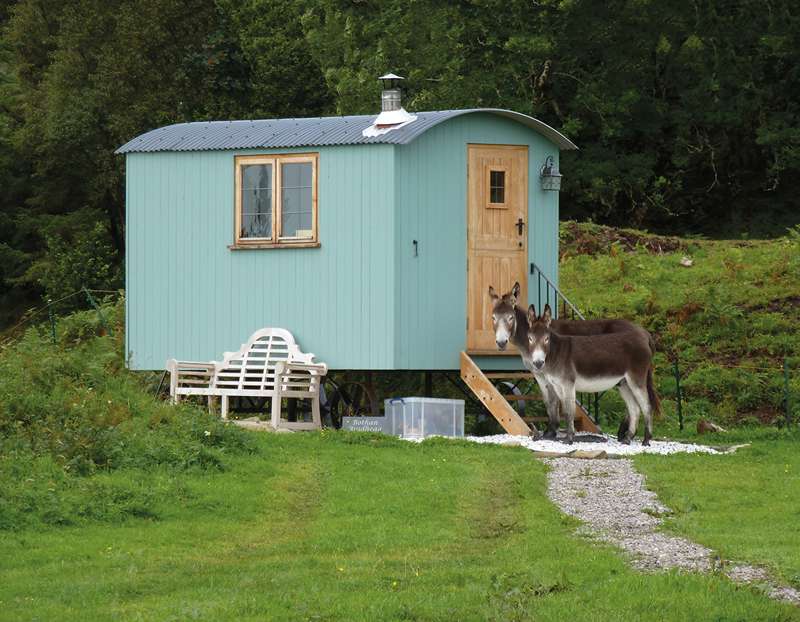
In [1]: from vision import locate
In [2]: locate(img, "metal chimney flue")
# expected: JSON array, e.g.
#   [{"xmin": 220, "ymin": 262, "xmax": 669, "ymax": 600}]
[
  {"xmin": 379, "ymin": 73, "xmax": 404, "ymax": 112},
  {"xmin": 362, "ymin": 73, "xmax": 417, "ymax": 137}
]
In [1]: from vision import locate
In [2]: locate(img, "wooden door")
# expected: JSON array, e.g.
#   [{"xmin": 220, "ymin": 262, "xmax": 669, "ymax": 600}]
[{"xmin": 466, "ymin": 144, "xmax": 528, "ymax": 353}]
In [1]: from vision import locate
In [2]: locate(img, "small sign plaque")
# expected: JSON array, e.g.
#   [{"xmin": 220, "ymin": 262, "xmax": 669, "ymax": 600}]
[{"xmin": 341, "ymin": 416, "xmax": 390, "ymax": 433}]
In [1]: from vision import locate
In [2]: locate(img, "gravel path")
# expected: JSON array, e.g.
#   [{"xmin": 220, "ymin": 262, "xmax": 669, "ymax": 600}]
[{"xmin": 544, "ymin": 457, "xmax": 800, "ymax": 606}]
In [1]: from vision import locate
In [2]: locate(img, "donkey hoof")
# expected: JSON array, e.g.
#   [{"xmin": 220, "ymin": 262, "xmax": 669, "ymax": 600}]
[
  {"xmin": 620, "ymin": 437, "xmax": 631, "ymax": 446},
  {"xmin": 543, "ymin": 430, "xmax": 557, "ymax": 440}
]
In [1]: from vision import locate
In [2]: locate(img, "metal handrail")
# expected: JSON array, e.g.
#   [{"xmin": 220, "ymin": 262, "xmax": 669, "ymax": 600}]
[{"xmin": 530, "ymin": 262, "xmax": 585, "ymax": 320}]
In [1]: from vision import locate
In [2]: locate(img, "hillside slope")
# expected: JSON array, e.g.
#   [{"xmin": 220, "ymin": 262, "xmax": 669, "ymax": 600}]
[{"xmin": 559, "ymin": 222, "xmax": 800, "ymax": 428}]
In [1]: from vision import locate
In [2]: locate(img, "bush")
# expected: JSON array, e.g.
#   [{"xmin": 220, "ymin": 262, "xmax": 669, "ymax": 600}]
[
  {"xmin": 0, "ymin": 299, "xmax": 256, "ymax": 529},
  {"xmin": 22, "ymin": 209, "xmax": 123, "ymax": 309}
]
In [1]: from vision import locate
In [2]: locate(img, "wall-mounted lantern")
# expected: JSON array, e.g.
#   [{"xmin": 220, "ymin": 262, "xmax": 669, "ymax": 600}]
[{"xmin": 539, "ymin": 156, "xmax": 562, "ymax": 191}]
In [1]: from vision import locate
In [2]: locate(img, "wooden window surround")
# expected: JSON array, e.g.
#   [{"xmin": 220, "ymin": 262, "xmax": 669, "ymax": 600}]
[
  {"xmin": 231, "ymin": 153, "xmax": 319, "ymax": 249},
  {"xmin": 486, "ymin": 165, "xmax": 509, "ymax": 209}
]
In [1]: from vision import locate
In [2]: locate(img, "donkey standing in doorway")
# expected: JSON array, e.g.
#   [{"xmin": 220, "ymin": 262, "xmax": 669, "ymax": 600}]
[
  {"xmin": 489, "ymin": 283, "xmax": 653, "ymax": 440},
  {"xmin": 526, "ymin": 304, "xmax": 660, "ymax": 444}
]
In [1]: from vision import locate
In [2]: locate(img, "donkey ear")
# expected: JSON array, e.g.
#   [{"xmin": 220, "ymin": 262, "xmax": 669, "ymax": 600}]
[
  {"xmin": 542, "ymin": 304, "xmax": 552, "ymax": 327},
  {"xmin": 488, "ymin": 285, "xmax": 499, "ymax": 301},
  {"xmin": 527, "ymin": 304, "xmax": 537, "ymax": 325},
  {"xmin": 511, "ymin": 281, "xmax": 521, "ymax": 300}
]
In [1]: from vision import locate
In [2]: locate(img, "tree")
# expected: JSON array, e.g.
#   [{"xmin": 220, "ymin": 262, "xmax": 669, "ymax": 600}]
[{"xmin": 1, "ymin": 0, "xmax": 332, "ymax": 311}]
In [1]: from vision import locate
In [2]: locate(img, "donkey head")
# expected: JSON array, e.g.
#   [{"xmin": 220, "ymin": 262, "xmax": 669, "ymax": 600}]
[
  {"xmin": 488, "ymin": 282, "xmax": 521, "ymax": 350},
  {"xmin": 526, "ymin": 303, "xmax": 552, "ymax": 371}
]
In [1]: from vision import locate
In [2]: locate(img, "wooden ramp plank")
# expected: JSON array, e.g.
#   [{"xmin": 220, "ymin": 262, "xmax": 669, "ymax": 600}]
[
  {"xmin": 574, "ymin": 403, "xmax": 601, "ymax": 433},
  {"xmin": 460, "ymin": 352, "xmax": 535, "ymax": 436}
]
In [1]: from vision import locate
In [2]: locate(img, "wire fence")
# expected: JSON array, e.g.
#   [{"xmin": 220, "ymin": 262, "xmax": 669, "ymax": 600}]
[
  {"xmin": 581, "ymin": 356, "xmax": 794, "ymax": 431},
  {"xmin": 671, "ymin": 355, "xmax": 794, "ymax": 430},
  {"xmin": 1, "ymin": 287, "xmax": 122, "ymax": 350}
]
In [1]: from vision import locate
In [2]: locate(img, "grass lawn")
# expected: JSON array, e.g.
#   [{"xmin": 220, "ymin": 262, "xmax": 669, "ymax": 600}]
[
  {"xmin": 2, "ymin": 432, "xmax": 798, "ymax": 622},
  {"xmin": 637, "ymin": 434, "xmax": 800, "ymax": 591}
]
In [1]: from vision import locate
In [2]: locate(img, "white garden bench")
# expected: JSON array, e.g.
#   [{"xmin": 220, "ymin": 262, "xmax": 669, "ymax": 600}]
[{"xmin": 166, "ymin": 328, "xmax": 327, "ymax": 430}]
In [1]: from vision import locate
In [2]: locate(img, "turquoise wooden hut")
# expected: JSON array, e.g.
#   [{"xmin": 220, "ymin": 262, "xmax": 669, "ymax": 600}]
[{"xmin": 117, "ymin": 85, "xmax": 576, "ymax": 383}]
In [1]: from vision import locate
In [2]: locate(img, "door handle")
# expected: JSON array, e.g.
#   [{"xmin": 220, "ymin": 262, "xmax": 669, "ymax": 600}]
[{"xmin": 516, "ymin": 218, "xmax": 526, "ymax": 235}]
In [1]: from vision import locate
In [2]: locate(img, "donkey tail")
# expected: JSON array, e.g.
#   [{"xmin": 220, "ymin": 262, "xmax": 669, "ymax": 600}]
[{"xmin": 646, "ymin": 366, "xmax": 661, "ymax": 417}]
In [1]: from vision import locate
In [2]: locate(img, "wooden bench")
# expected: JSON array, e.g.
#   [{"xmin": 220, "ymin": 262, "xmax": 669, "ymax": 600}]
[{"xmin": 166, "ymin": 328, "xmax": 328, "ymax": 430}]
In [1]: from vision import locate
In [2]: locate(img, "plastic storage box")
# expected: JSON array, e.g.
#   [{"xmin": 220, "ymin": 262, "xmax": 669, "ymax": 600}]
[{"xmin": 384, "ymin": 397, "xmax": 465, "ymax": 439}]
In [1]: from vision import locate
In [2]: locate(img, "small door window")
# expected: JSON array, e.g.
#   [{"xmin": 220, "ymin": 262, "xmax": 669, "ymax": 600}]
[
  {"xmin": 490, "ymin": 170, "xmax": 505, "ymax": 203},
  {"xmin": 487, "ymin": 167, "xmax": 508, "ymax": 208}
]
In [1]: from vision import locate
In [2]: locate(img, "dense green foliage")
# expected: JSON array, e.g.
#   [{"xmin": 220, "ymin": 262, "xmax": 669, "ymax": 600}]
[
  {"xmin": 558, "ymin": 221, "xmax": 800, "ymax": 429},
  {"xmin": 637, "ymin": 431, "xmax": 800, "ymax": 590},
  {"xmin": 0, "ymin": 298, "xmax": 255, "ymax": 529},
  {"xmin": 2, "ymin": 432, "xmax": 797, "ymax": 620},
  {"xmin": 1, "ymin": 0, "xmax": 800, "ymax": 319}
]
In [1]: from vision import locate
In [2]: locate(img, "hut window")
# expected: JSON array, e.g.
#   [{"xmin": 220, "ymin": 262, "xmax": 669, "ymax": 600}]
[
  {"xmin": 280, "ymin": 162, "xmax": 313, "ymax": 239},
  {"xmin": 241, "ymin": 163, "xmax": 273, "ymax": 238},
  {"xmin": 233, "ymin": 153, "xmax": 318, "ymax": 248}
]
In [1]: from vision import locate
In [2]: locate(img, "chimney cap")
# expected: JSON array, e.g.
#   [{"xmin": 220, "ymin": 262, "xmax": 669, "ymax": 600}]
[{"xmin": 378, "ymin": 73, "xmax": 404, "ymax": 82}]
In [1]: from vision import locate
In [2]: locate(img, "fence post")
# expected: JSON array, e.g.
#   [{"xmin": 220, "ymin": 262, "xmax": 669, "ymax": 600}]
[
  {"xmin": 594, "ymin": 393, "xmax": 600, "ymax": 426},
  {"xmin": 83, "ymin": 287, "xmax": 113, "ymax": 336},
  {"xmin": 785, "ymin": 358, "xmax": 791, "ymax": 428},
  {"xmin": 673, "ymin": 358, "xmax": 683, "ymax": 430},
  {"xmin": 47, "ymin": 299, "xmax": 56, "ymax": 344}
]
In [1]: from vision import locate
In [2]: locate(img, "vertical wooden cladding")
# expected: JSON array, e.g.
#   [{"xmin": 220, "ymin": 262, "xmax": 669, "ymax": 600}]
[
  {"xmin": 394, "ymin": 113, "xmax": 562, "ymax": 370},
  {"xmin": 466, "ymin": 144, "xmax": 528, "ymax": 353},
  {"xmin": 125, "ymin": 112, "xmax": 563, "ymax": 372},
  {"xmin": 125, "ymin": 145, "xmax": 395, "ymax": 370}
]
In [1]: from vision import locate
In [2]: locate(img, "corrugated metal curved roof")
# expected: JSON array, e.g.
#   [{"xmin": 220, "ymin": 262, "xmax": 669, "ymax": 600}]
[{"xmin": 115, "ymin": 109, "xmax": 577, "ymax": 154}]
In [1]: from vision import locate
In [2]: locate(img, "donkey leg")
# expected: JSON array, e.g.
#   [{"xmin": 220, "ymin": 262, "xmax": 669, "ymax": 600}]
[
  {"xmin": 617, "ymin": 382, "xmax": 641, "ymax": 445},
  {"xmin": 545, "ymin": 388, "xmax": 562, "ymax": 439},
  {"xmin": 534, "ymin": 374, "xmax": 559, "ymax": 439},
  {"xmin": 616, "ymin": 416, "xmax": 629, "ymax": 443},
  {"xmin": 560, "ymin": 384, "xmax": 577, "ymax": 444},
  {"xmin": 627, "ymin": 374, "xmax": 653, "ymax": 446}
]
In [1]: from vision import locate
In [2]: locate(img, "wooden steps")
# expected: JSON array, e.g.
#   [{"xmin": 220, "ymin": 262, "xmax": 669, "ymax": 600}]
[
  {"xmin": 460, "ymin": 352, "xmax": 534, "ymax": 436},
  {"xmin": 484, "ymin": 372, "xmax": 531, "ymax": 380},
  {"xmin": 459, "ymin": 351, "xmax": 601, "ymax": 435}
]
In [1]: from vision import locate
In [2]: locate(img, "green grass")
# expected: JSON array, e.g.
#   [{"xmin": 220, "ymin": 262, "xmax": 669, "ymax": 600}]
[
  {"xmin": 3, "ymin": 228, "xmax": 800, "ymax": 620},
  {"xmin": 559, "ymin": 221, "xmax": 800, "ymax": 430},
  {"xmin": 636, "ymin": 434, "xmax": 800, "ymax": 591},
  {"xmin": 2, "ymin": 432, "xmax": 797, "ymax": 621}
]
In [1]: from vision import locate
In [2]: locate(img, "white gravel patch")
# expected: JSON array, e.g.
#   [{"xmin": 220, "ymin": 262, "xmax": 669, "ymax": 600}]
[{"xmin": 463, "ymin": 433, "xmax": 721, "ymax": 456}]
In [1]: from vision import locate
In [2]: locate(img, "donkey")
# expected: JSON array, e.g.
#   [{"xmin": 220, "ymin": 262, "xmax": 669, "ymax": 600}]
[
  {"xmin": 526, "ymin": 304, "xmax": 661, "ymax": 445},
  {"xmin": 489, "ymin": 283, "xmax": 653, "ymax": 439}
]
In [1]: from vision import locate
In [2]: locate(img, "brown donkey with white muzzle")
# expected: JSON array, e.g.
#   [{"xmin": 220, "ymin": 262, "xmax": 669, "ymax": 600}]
[
  {"xmin": 526, "ymin": 304, "xmax": 661, "ymax": 445},
  {"xmin": 489, "ymin": 283, "xmax": 654, "ymax": 440}
]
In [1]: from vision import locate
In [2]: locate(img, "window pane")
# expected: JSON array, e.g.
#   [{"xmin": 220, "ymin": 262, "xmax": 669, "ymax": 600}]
[
  {"xmin": 281, "ymin": 162, "xmax": 313, "ymax": 238},
  {"xmin": 490, "ymin": 170, "xmax": 505, "ymax": 203},
  {"xmin": 241, "ymin": 164, "xmax": 272, "ymax": 239}
]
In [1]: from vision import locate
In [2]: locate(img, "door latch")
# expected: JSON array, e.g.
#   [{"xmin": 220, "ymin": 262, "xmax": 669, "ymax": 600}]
[{"xmin": 516, "ymin": 218, "xmax": 526, "ymax": 235}]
